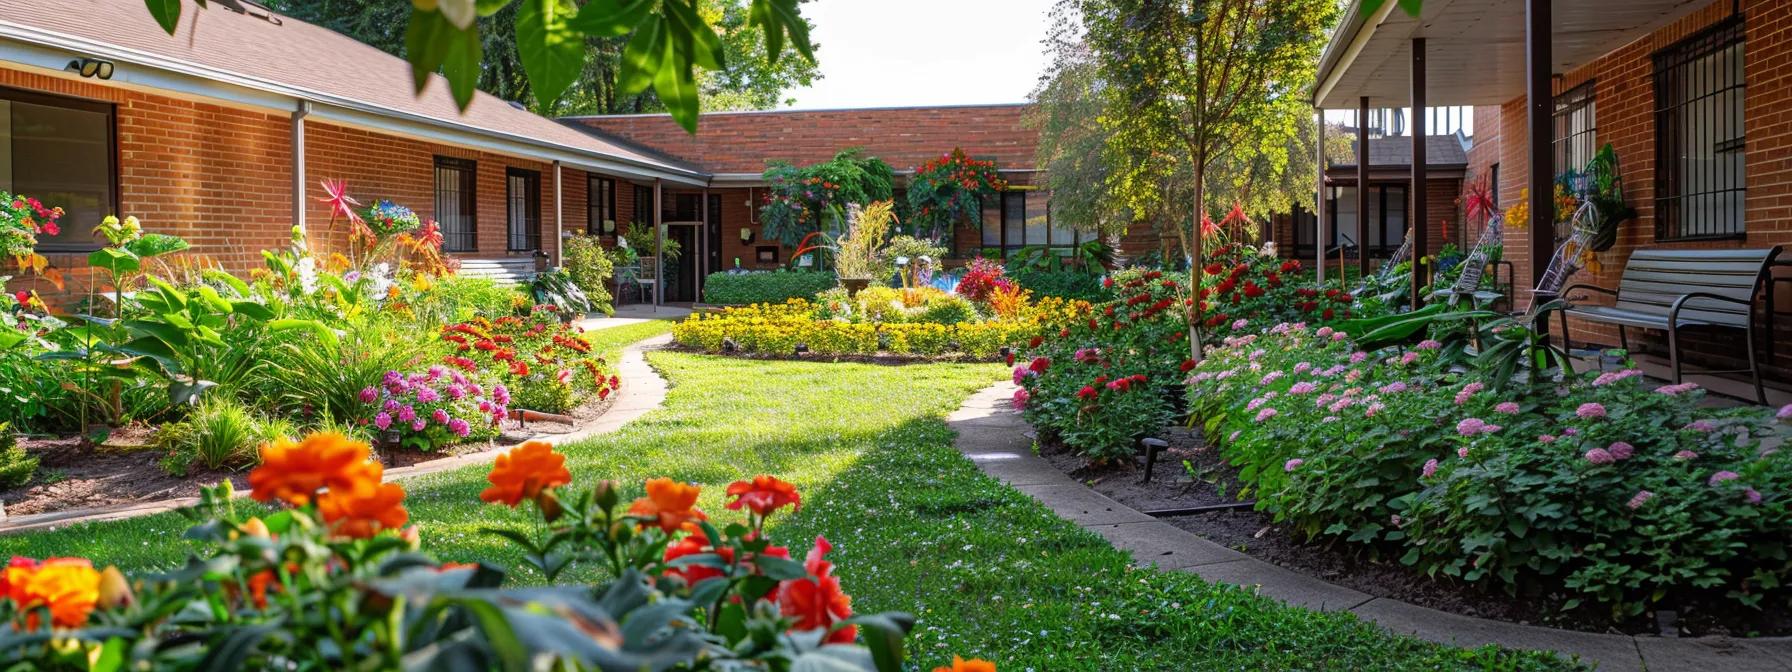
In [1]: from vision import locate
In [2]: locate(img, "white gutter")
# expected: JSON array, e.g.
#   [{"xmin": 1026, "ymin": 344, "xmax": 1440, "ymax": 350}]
[
  {"xmin": 1313, "ymin": 0, "xmax": 1400, "ymax": 108},
  {"xmin": 0, "ymin": 20, "xmax": 711, "ymax": 187}
]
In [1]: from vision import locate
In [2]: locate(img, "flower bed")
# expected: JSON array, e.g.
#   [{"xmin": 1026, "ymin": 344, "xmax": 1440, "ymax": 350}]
[
  {"xmin": 440, "ymin": 306, "xmax": 619, "ymax": 414},
  {"xmin": 0, "ymin": 433, "xmax": 968, "ymax": 671},
  {"xmin": 1189, "ymin": 324, "xmax": 1792, "ymax": 620}
]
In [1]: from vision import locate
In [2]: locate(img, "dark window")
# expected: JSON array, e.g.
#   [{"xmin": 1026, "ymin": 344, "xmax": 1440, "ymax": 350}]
[
  {"xmin": 1553, "ymin": 81, "xmax": 1598, "ymax": 175},
  {"xmin": 1654, "ymin": 17, "xmax": 1746, "ymax": 241},
  {"xmin": 587, "ymin": 175, "xmax": 614, "ymax": 235},
  {"xmin": 434, "ymin": 157, "xmax": 476, "ymax": 253},
  {"xmin": 0, "ymin": 87, "xmax": 117, "ymax": 251},
  {"xmin": 979, "ymin": 190, "xmax": 1073, "ymax": 253},
  {"xmin": 506, "ymin": 168, "xmax": 541, "ymax": 251},
  {"xmin": 1323, "ymin": 184, "xmax": 1407, "ymax": 256},
  {"xmin": 634, "ymin": 185, "xmax": 653, "ymax": 229},
  {"xmin": 1490, "ymin": 163, "xmax": 1500, "ymax": 208}
]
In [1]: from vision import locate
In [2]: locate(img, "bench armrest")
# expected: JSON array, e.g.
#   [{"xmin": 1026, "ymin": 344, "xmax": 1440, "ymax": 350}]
[
  {"xmin": 1560, "ymin": 283, "xmax": 1618, "ymax": 304},
  {"xmin": 1668, "ymin": 291, "xmax": 1753, "ymax": 326}
]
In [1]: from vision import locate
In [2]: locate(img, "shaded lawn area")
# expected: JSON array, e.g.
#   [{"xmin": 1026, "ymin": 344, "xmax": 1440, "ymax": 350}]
[{"xmin": 0, "ymin": 345, "xmax": 1574, "ymax": 670}]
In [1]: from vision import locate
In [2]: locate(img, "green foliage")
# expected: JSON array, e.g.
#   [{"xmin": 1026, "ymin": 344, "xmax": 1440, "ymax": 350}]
[
  {"xmin": 758, "ymin": 150, "xmax": 895, "ymax": 247},
  {"xmin": 405, "ymin": 275, "xmax": 526, "ymax": 325},
  {"xmin": 562, "ymin": 233, "xmax": 617, "ymax": 315},
  {"xmin": 154, "ymin": 0, "xmax": 819, "ymax": 128},
  {"xmin": 1007, "ymin": 268, "xmax": 1106, "ymax": 302},
  {"xmin": 701, "ymin": 270, "xmax": 835, "ymax": 305},
  {"xmin": 1191, "ymin": 326, "xmax": 1792, "ymax": 620},
  {"xmin": 258, "ymin": 319, "xmax": 440, "ymax": 423},
  {"xmin": 154, "ymin": 397, "xmax": 293, "ymax": 475},
  {"xmin": 917, "ymin": 294, "xmax": 978, "ymax": 326},
  {"xmin": 904, "ymin": 149, "xmax": 1005, "ymax": 240},
  {"xmin": 0, "ymin": 423, "xmax": 37, "ymax": 488},
  {"xmin": 620, "ymin": 221, "xmax": 682, "ymax": 260},
  {"xmin": 530, "ymin": 268, "xmax": 596, "ymax": 316}
]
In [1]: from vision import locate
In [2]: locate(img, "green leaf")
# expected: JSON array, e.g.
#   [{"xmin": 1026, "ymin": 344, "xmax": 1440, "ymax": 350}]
[
  {"xmin": 754, "ymin": 554, "xmax": 808, "ymax": 581},
  {"xmin": 449, "ymin": 598, "xmax": 532, "ymax": 671},
  {"xmin": 839, "ymin": 612, "xmax": 914, "ymax": 672},
  {"xmin": 126, "ymin": 233, "xmax": 190, "ymax": 258},
  {"xmin": 617, "ymin": 15, "xmax": 666, "ymax": 94},
  {"xmin": 267, "ymin": 319, "xmax": 339, "ymax": 348},
  {"xmin": 662, "ymin": 0, "xmax": 724, "ymax": 71},
  {"xmin": 442, "ymin": 19, "xmax": 484, "ymax": 111},
  {"xmin": 87, "ymin": 247, "xmax": 142, "ymax": 275},
  {"xmin": 569, "ymin": 0, "xmax": 655, "ymax": 37},
  {"xmin": 198, "ymin": 622, "xmax": 284, "ymax": 672},
  {"xmin": 230, "ymin": 301, "xmax": 275, "ymax": 322},
  {"xmin": 144, "ymin": 0, "xmax": 182, "ymax": 33},
  {"xmin": 516, "ymin": 0, "xmax": 587, "ymax": 108},
  {"xmin": 0, "ymin": 329, "xmax": 25, "ymax": 352},
  {"xmin": 653, "ymin": 44, "xmax": 699, "ymax": 133},
  {"xmin": 750, "ymin": 0, "xmax": 814, "ymax": 65},
  {"xmin": 405, "ymin": 9, "xmax": 456, "ymax": 94}
]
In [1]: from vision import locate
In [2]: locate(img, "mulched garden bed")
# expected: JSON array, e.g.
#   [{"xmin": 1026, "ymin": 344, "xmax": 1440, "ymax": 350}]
[
  {"xmin": 1037, "ymin": 424, "xmax": 1792, "ymax": 638},
  {"xmin": 1, "ymin": 393, "xmax": 620, "ymax": 519}
]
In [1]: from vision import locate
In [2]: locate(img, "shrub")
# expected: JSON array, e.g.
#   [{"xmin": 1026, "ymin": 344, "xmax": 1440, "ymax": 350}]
[
  {"xmin": 1008, "ymin": 268, "xmax": 1106, "ymax": 302},
  {"xmin": 561, "ymin": 233, "xmax": 615, "ymax": 314},
  {"xmin": 0, "ymin": 423, "xmax": 37, "ymax": 488},
  {"xmin": 702, "ymin": 270, "xmax": 836, "ymax": 305},
  {"xmin": 953, "ymin": 257, "xmax": 1009, "ymax": 303},
  {"xmin": 362, "ymin": 365, "xmax": 506, "ymax": 452},
  {"xmin": 671, "ymin": 299, "xmax": 1043, "ymax": 358},
  {"xmin": 1015, "ymin": 268, "xmax": 1187, "ymax": 462},
  {"xmin": 259, "ymin": 319, "xmax": 440, "ymax": 423},
  {"xmin": 440, "ymin": 306, "xmax": 619, "ymax": 414},
  {"xmin": 918, "ymin": 293, "xmax": 977, "ymax": 325},
  {"xmin": 405, "ymin": 275, "xmax": 525, "ymax": 324},
  {"xmin": 155, "ymin": 397, "xmax": 293, "ymax": 475},
  {"xmin": 1190, "ymin": 325, "xmax": 1792, "ymax": 620}
]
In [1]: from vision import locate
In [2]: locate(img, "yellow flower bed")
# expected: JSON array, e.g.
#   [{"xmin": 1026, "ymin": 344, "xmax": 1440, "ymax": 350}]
[{"xmin": 673, "ymin": 297, "xmax": 1076, "ymax": 359}]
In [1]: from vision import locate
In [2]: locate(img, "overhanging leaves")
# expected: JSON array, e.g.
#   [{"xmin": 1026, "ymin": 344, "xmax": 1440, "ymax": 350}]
[{"xmin": 516, "ymin": 0, "xmax": 586, "ymax": 107}]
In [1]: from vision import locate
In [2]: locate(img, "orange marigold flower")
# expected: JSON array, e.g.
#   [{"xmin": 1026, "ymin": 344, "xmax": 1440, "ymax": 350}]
[
  {"xmin": 248, "ymin": 432, "xmax": 372, "ymax": 506},
  {"xmin": 933, "ymin": 657, "xmax": 997, "ymax": 672},
  {"xmin": 479, "ymin": 441, "xmax": 572, "ymax": 506},
  {"xmin": 9, "ymin": 557, "xmax": 100, "ymax": 629},
  {"xmin": 724, "ymin": 475, "xmax": 801, "ymax": 516},
  {"xmin": 779, "ymin": 536, "xmax": 855, "ymax": 644},
  {"xmin": 317, "ymin": 477, "xmax": 410, "ymax": 539},
  {"xmin": 628, "ymin": 478, "xmax": 707, "ymax": 534},
  {"xmin": 1, "ymin": 556, "xmax": 40, "ymax": 604},
  {"xmin": 245, "ymin": 569, "xmax": 278, "ymax": 609}
]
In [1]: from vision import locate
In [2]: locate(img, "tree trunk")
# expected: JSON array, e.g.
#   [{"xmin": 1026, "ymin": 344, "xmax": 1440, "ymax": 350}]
[{"xmin": 1188, "ymin": 164, "xmax": 1206, "ymax": 361}]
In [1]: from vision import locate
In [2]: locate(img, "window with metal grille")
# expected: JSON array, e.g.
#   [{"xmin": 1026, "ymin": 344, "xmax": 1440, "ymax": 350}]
[
  {"xmin": 433, "ymin": 157, "xmax": 476, "ymax": 253},
  {"xmin": 506, "ymin": 168, "xmax": 541, "ymax": 251},
  {"xmin": 1553, "ymin": 81, "xmax": 1597, "ymax": 176},
  {"xmin": 587, "ymin": 176, "xmax": 615, "ymax": 235},
  {"xmin": 1654, "ymin": 17, "xmax": 1746, "ymax": 241}
]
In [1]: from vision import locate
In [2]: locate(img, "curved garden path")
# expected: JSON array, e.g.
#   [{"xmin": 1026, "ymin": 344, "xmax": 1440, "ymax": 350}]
[
  {"xmin": 0, "ymin": 333, "xmax": 674, "ymax": 536},
  {"xmin": 948, "ymin": 380, "xmax": 1792, "ymax": 672}
]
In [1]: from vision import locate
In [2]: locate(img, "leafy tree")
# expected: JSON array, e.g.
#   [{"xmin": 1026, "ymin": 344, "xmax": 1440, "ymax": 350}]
[
  {"xmin": 141, "ymin": 0, "xmax": 817, "ymax": 131},
  {"xmin": 1079, "ymin": 0, "xmax": 1335, "ymax": 357}
]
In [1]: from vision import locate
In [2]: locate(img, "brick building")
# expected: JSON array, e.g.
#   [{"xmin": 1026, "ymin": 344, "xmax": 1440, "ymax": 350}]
[
  {"xmin": 0, "ymin": 0, "xmax": 1070, "ymax": 306},
  {"xmin": 1315, "ymin": 0, "xmax": 1792, "ymax": 388}
]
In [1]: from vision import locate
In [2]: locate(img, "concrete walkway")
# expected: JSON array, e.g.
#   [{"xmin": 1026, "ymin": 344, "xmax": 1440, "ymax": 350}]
[
  {"xmin": 947, "ymin": 381, "xmax": 1792, "ymax": 672},
  {"xmin": 576, "ymin": 304, "xmax": 692, "ymax": 331},
  {"xmin": 0, "ymin": 334, "xmax": 674, "ymax": 536}
]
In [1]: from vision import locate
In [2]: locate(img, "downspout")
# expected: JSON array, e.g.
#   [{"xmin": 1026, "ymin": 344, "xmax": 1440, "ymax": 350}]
[
  {"xmin": 291, "ymin": 100, "xmax": 310, "ymax": 236},
  {"xmin": 553, "ymin": 160, "xmax": 563, "ymax": 266},
  {"xmin": 1315, "ymin": 108, "xmax": 1326, "ymax": 284}
]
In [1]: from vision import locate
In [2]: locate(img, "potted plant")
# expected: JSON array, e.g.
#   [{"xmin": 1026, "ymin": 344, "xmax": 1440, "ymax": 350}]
[{"xmin": 831, "ymin": 201, "xmax": 896, "ymax": 296}]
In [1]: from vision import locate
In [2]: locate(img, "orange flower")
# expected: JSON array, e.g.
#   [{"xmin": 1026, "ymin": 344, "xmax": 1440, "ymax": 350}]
[
  {"xmin": 248, "ymin": 432, "xmax": 373, "ymax": 506},
  {"xmin": 628, "ymin": 478, "xmax": 707, "ymax": 534},
  {"xmin": 245, "ymin": 569, "xmax": 278, "ymax": 609},
  {"xmin": 779, "ymin": 536, "xmax": 855, "ymax": 644},
  {"xmin": 479, "ymin": 441, "xmax": 572, "ymax": 506},
  {"xmin": 933, "ymin": 657, "xmax": 996, "ymax": 672},
  {"xmin": 725, "ymin": 475, "xmax": 801, "ymax": 516},
  {"xmin": 317, "ymin": 476, "xmax": 410, "ymax": 539},
  {"xmin": 9, "ymin": 557, "xmax": 100, "ymax": 629},
  {"xmin": 0, "ymin": 556, "xmax": 40, "ymax": 604}
]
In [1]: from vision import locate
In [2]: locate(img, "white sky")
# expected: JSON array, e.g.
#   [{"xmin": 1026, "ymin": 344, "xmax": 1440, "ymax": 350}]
[{"xmin": 779, "ymin": 0, "xmax": 1058, "ymax": 110}]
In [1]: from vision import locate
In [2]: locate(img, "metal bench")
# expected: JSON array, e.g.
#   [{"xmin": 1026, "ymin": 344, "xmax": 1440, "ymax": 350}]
[{"xmin": 1557, "ymin": 247, "xmax": 1784, "ymax": 404}]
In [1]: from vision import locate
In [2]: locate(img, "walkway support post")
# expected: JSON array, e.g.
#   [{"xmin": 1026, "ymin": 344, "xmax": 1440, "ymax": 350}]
[
  {"xmin": 654, "ymin": 179, "xmax": 664, "ymax": 308},
  {"xmin": 553, "ymin": 160, "xmax": 563, "ymax": 267},
  {"xmin": 1411, "ymin": 38, "xmax": 1428, "ymax": 307},
  {"xmin": 1526, "ymin": 0, "xmax": 1555, "ymax": 326},
  {"xmin": 1357, "ymin": 96, "xmax": 1371, "ymax": 280},
  {"xmin": 1316, "ymin": 108, "xmax": 1327, "ymax": 284}
]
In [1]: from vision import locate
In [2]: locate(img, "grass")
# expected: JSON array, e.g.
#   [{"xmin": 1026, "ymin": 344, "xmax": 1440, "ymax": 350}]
[{"xmin": 0, "ymin": 341, "xmax": 1576, "ymax": 670}]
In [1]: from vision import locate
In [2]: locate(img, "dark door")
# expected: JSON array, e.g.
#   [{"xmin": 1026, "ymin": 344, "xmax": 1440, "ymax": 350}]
[
  {"xmin": 664, "ymin": 225, "xmax": 698, "ymax": 302},
  {"xmin": 707, "ymin": 194, "xmax": 722, "ymax": 274}
]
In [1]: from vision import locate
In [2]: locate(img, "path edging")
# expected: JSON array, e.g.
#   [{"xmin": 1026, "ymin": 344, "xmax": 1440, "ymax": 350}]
[
  {"xmin": 946, "ymin": 381, "xmax": 1792, "ymax": 672},
  {"xmin": 0, "ymin": 334, "xmax": 674, "ymax": 536}
]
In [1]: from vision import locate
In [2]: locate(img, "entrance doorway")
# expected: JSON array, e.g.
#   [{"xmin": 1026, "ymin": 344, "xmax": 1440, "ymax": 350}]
[{"xmin": 663, "ymin": 223, "xmax": 699, "ymax": 303}]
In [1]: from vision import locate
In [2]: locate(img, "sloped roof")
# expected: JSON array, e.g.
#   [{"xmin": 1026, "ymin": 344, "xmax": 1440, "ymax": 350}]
[
  {"xmin": 0, "ymin": 0, "xmax": 703, "ymax": 178},
  {"xmin": 1330, "ymin": 134, "xmax": 1470, "ymax": 169}
]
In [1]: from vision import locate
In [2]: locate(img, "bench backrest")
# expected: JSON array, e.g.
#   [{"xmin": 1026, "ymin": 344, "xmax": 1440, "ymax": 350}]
[{"xmin": 1612, "ymin": 247, "xmax": 1781, "ymax": 327}]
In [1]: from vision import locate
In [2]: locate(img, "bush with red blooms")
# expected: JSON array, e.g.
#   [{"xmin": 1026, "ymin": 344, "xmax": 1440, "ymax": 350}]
[
  {"xmin": 441, "ymin": 304, "xmax": 618, "ymax": 413},
  {"xmin": 1194, "ymin": 243, "xmax": 1357, "ymax": 334},
  {"xmin": 953, "ymin": 256, "xmax": 1012, "ymax": 304},
  {"xmin": 906, "ymin": 148, "xmax": 1007, "ymax": 240},
  {"xmin": 1014, "ymin": 268, "xmax": 1184, "ymax": 461}
]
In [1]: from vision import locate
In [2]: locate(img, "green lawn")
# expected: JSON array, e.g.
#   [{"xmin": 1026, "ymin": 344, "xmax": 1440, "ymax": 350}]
[{"xmin": 1, "ymin": 339, "xmax": 1575, "ymax": 670}]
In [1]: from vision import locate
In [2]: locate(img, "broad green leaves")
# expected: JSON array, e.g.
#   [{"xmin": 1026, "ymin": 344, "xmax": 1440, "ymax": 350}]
[{"xmin": 143, "ymin": 0, "xmax": 814, "ymax": 132}]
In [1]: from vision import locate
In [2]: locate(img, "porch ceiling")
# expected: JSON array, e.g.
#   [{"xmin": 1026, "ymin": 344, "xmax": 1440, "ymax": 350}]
[{"xmin": 1315, "ymin": 0, "xmax": 1711, "ymax": 109}]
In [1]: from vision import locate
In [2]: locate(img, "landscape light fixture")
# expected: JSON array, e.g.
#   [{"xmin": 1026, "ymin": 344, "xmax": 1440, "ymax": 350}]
[
  {"xmin": 68, "ymin": 57, "xmax": 114, "ymax": 80},
  {"xmin": 794, "ymin": 343, "xmax": 809, "ymax": 355}
]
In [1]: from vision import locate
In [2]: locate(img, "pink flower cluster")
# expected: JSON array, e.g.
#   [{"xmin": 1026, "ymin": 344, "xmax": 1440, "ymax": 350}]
[
  {"xmin": 1456, "ymin": 417, "xmax": 1501, "ymax": 437},
  {"xmin": 364, "ymin": 367, "xmax": 507, "ymax": 447},
  {"xmin": 1591, "ymin": 369, "xmax": 1644, "ymax": 387},
  {"xmin": 1454, "ymin": 382, "xmax": 1484, "ymax": 406}
]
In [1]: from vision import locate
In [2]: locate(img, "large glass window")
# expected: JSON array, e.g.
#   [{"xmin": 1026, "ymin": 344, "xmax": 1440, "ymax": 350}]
[
  {"xmin": 1325, "ymin": 184, "xmax": 1406, "ymax": 257},
  {"xmin": 1553, "ymin": 81, "xmax": 1598, "ymax": 175},
  {"xmin": 633, "ymin": 185, "xmax": 653, "ymax": 229},
  {"xmin": 0, "ymin": 87, "xmax": 117, "ymax": 250},
  {"xmin": 433, "ymin": 157, "xmax": 476, "ymax": 253},
  {"xmin": 587, "ymin": 175, "xmax": 614, "ymax": 235},
  {"xmin": 506, "ymin": 168, "xmax": 541, "ymax": 252},
  {"xmin": 1654, "ymin": 18, "xmax": 1746, "ymax": 241},
  {"xmin": 978, "ymin": 190, "xmax": 1074, "ymax": 253}
]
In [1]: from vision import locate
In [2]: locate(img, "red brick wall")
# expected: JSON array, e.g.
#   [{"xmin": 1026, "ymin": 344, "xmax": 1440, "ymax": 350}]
[
  {"xmin": 570, "ymin": 105, "xmax": 1038, "ymax": 175},
  {"xmin": 1477, "ymin": 0, "xmax": 1792, "ymax": 380}
]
